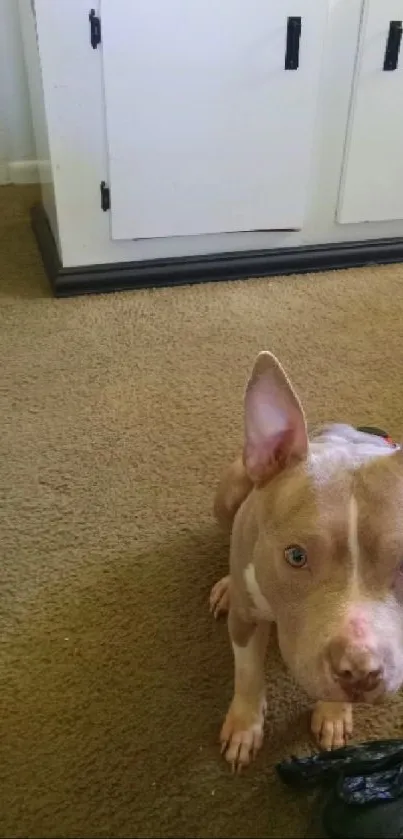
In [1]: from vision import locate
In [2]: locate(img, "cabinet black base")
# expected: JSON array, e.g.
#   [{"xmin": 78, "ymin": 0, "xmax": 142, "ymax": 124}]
[{"xmin": 31, "ymin": 202, "xmax": 403, "ymax": 298}]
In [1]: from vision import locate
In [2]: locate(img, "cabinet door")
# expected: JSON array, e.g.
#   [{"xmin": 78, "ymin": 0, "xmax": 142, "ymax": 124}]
[
  {"xmin": 101, "ymin": 0, "xmax": 328, "ymax": 240},
  {"xmin": 338, "ymin": 0, "xmax": 403, "ymax": 224}
]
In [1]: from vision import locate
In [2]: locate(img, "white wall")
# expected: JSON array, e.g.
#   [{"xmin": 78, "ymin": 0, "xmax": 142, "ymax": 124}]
[{"xmin": 0, "ymin": 0, "xmax": 38, "ymax": 183}]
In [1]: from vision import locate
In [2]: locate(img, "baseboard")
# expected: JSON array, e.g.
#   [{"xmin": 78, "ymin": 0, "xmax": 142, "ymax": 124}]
[
  {"xmin": 31, "ymin": 201, "xmax": 403, "ymax": 298},
  {"xmin": 8, "ymin": 159, "xmax": 39, "ymax": 184}
]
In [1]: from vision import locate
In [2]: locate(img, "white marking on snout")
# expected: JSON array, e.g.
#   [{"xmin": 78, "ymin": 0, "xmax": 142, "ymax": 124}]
[
  {"xmin": 244, "ymin": 563, "xmax": 274, "ymax": 621},
  {"xmin": 347, "ymin": 494, "xmax": 360, "ymax": 578}
]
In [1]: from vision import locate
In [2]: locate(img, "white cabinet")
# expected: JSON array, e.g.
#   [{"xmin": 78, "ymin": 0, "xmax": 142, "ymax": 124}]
[
  {"xmin": 338, "ymin": 1, "xmax": 403, "ymax": 224},
  {"xmin": 102, "ymin": 0, "xmax": 328, "ymax": 239},
  {"xmin": 18, "ymin": 0, "xmax": 403, "ymax": 294}
]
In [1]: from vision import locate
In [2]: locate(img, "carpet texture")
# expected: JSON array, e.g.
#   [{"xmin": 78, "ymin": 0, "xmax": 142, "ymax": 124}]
[{"xmin": 1, "ymin": 185, "xmax": 403, "ymax": 839}]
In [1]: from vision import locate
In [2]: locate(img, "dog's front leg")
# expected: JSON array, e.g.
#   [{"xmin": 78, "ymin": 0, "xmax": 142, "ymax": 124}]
[{"xmin": 220, "ymin": 607, "xmax": 271, "ymax": 770}]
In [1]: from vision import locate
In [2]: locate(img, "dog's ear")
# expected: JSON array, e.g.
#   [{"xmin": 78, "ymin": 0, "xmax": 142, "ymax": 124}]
[{"xmin": 243, "ymin": 351, "xmax": 308, "ymax": 483}]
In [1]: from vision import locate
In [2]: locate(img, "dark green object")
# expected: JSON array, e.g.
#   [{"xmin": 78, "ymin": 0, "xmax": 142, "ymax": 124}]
[
  {"xmin": 276, "ymin": 740, "xmax": 403, "ymax": 838},
  {"xmin": 356, "ymin": 425, "xmax": 391, "ymax": 441},
  {"xmin": 322, "ymin": 786, "xmax": 403, "ymax": 838}
]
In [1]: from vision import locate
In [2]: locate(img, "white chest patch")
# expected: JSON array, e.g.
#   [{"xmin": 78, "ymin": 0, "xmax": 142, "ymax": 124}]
[
  {"xmin": 347, "ymin": 494, "xmax": 360, "ymax": 575},
  {"xmin": 244, "ymin": 563, "xmax": 274, "ymax": 621}
]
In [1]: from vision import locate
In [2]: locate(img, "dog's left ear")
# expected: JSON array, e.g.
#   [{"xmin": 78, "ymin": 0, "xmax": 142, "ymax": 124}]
[{"xmin": 243, "ymin": 351, "xmax": 308, "ymax": 483}]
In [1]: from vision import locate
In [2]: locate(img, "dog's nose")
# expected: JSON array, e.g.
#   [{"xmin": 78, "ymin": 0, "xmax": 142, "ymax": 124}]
[
  {"xmin": 328, "ymin": 640, "xmax": 383, "ymax": 693},
  {"xmin": 336, "ymin": 665, "xmax": 383, "ymax": 694}
]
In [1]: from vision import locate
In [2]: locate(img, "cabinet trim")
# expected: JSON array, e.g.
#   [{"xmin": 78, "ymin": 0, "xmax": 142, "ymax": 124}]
[{"xmin": 31, "ymin": 201, "xmax": 403, "ymax": 298}]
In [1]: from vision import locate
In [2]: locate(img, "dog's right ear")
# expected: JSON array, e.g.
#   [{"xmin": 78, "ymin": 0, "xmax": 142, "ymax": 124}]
[{"xmin": 243, "ymin": 351, "xmax": 308, "ymax": 483}]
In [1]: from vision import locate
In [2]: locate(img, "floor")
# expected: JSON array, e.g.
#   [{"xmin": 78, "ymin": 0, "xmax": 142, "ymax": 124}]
[{"xmin": 2, "ymin": 185, "xmax": 403, "ymax": 838}]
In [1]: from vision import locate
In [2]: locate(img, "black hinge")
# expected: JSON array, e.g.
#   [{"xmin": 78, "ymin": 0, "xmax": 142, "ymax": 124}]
[
  {"xmin": 100, "ymin": 181, "xmax": 110, "ymax": 211},
  {"xmin": 89, "ymin": 9, "xmax": 101, "ymax": 48}
]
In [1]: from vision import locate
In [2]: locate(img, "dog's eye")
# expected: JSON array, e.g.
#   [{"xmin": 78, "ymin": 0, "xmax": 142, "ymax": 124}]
[{"xmin": 284, "ymin": 544, "xmax": 308, "ymax": 569}]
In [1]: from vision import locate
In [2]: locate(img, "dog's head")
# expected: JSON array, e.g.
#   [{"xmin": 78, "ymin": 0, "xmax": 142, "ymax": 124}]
[{"xmin": 243, "ymin": 351, "xmax": 403, "ymax": 703}]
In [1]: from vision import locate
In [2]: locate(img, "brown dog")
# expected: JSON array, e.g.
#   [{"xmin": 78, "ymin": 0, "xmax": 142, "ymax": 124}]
[{"xmin": 210, "ymin": 351, "xmax": 403, "ymax": 769}]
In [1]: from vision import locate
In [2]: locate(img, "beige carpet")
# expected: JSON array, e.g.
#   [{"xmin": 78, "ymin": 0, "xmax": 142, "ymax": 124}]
[{"xmin": 1, "ymin": 185, "xmax": 403, "ymax": 839}]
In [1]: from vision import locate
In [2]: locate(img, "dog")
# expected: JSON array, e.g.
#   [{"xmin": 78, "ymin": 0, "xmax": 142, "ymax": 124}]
[{"xmin": 210, "ymin": 350, "xmax": 403, "ymax": 769}]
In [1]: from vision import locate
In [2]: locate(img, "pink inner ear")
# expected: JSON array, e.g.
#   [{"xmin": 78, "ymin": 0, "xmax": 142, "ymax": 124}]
[
  {"xmin": 244, "ymin": 427, "xmax": 298, "ymax": 481},
  {"xmin": 243, "ymin": 377, "xmax": 307, "ymax": 482}
]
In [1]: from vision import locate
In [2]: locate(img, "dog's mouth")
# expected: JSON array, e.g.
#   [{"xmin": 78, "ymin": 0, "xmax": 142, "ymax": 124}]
[
  {"xmin": 315, "ymin": 679, "xmax": 386, "ymax": 704},
  {"xmin": 341, "ymin": 684, "xmax": 384, "ymax": 703}
]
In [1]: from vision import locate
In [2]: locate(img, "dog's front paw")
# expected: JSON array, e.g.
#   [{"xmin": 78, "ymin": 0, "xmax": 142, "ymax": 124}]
[
  {"xmin": 311, "ymin": 700, "xmax": 353, "ymax": 750},
  {"xmin": 209, "ymin": 575, "xmax": 230, "ymax": 618},
  {"xmin": 220, "ymin": 696, "xmax": 266, "ymax": 770}
]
